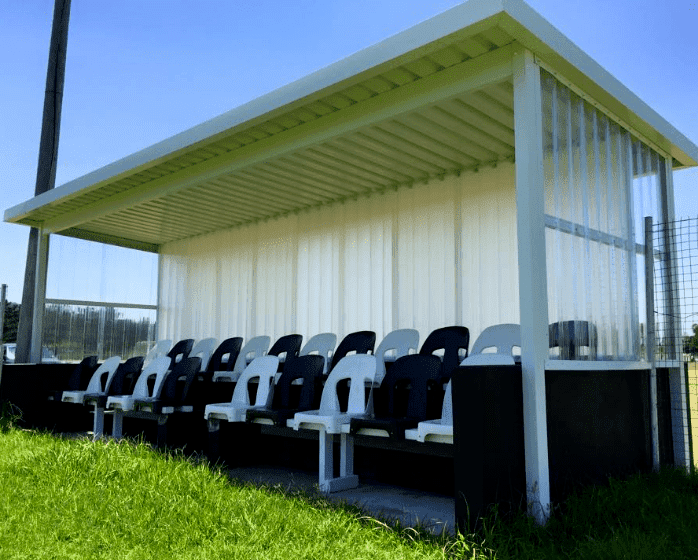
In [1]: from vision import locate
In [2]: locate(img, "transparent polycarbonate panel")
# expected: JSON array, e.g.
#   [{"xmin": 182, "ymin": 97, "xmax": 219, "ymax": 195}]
[
  {"xmin": 42, "ymin": 303, "xmax": 156, "ymax": 362},
  {"xmin": 541, "ymin": 69, "xmax": 663, "ymax": 360},
  {"xmin": 46, "ymin": 236, "xmax": 158, "ymax": 305}
]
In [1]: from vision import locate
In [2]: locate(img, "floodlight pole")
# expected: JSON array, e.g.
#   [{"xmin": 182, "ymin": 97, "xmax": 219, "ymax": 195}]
[{"xmin": 15, "ymin": 0, "xmax": 72, "ymax": 364}]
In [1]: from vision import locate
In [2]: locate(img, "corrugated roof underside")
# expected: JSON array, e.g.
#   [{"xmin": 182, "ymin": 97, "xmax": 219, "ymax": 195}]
[
  {"xmin": 78, "ymin": 80, "xmax": 515, "ymax": 245},
  {"xmin": 18, "ymin": 29, "xmax": 516, "ymax": 246}
]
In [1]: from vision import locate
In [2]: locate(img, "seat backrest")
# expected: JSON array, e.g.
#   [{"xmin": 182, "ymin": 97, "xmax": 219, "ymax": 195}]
[
  {"xmin": 233, "ymin": 336, "xmax": 271, "ymax": 373},
  {"xmin": 267, "ymin": 334, "xmax": 303, "ymax": 367},
  {"xmin": 373, "ymin": 329, "xmax": 419, "ymax": 384},
  {"xmin": 378, "ymin": 354, "xmax": 442, "ymax": 421},
  {"xmin": 231, "ymin": 355, "xmax": 280, "ymax": 407},
  {"xmin": 329, "ymin": 331, "xmax": 376, "ymax": 373},
  {"xmin": 107, "ymin": 356, "xmax": 144, "ymax": 396},
  {"xmin": 270, "ymin": 354, "xmax": 325, "ymax": 411},
  {"xmin": 142, "ymin": 340, "xmax": 172, "ymax": 369},
  {"xmin": 549, "ymin": 320, "xmax": 598, "ymax": 360},
  {"xmin": 299, "ymin": 333, "xmax": 337, "ymax": 373},
  {"xmin": 189, "ymin": 338, "xmax": 218, "ymax": 372},
  {"xmin": 207, "ymin": 337, "xmax": 243, "ymax": 374},
  {"xmin": 84, "ymin": 356, "xmax": 122, "ymax": 394},
  {"xmin": 167, "ymin": 339, "xmax": 194, "ymax": 370},
  {"xmin": 319, "ymin": 354, "xmax": 377, "ymax": 415},
  {"xmin": 131, "ymin": 357, "xmax": 171, "ymax": 399},
  {"xmin": 159, "ymin": 357, "xmax": 202, "ymax": 404},
  {"xmin": 419, "ymin": 326, "xmax": 470, "ymax": 382},
  {"xmin": 65, "ymin": 356, "xmax": 99, "ymax": 391},
  {"xmin": 471, "ymin": 324, "xmax": 521, "ymax": 359}
]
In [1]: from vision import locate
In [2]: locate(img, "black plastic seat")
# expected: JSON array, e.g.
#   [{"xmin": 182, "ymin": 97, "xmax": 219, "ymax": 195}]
[
  {"xmin": 329, "ymin": 331, "xmax": 376, "ymax": 373},
  {"xmin": 245, "ymin": 354, "xmax": 325, "ymax": 426},
  {"xmin": 166, "ymin": 339, "xmax": 194, "ymax": 371},
  {"xmin": 49, "ymin": 355, "xmax": 98, "ymax": 401},
  {"xmin": 549, "ymin": 320, "xmax": 598, "ymax": 360},
  {"xmin": 267, "ymin": 334, "xmax": 303, "ymax": 372},
  {"xmin": 349, "ymin": 354, "xmax": 442, "ymax": 439},
  {"xmin": 84, "ymin": 356, "xmax": 144, "ymax": 408},
  {"xmin": 134, "ymin": 356, "xmax": 202, "ymax": 414},
  {"xmin": 206, "ymin": 337, "xmax": 243, "ymax": 377},
  {"xmin": 419, "ymin": 326, "xmax": 470, "ymax": 383}
]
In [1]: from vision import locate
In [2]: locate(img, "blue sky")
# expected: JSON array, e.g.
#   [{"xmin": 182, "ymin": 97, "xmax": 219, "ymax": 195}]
[{"xmin": 1, "ymin": 0, "xmax": 696, "ymax": 304}]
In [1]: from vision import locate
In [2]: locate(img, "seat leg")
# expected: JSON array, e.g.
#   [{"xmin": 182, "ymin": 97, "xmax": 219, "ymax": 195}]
[
  {"xmin": 318, "ymin": 430, "xmax": 359, "ymax": 493},
  {"xmin": 92, "ymin": 406, "xmax": 105, "ymax": 440},
  {"xmin": 156, "ymin": 414, "xmax": 169, "ymax": 448},
  {"xmin": 207, "ymin": 418, "xmax": 221, "ymax": 464},
  {"xmin": 318, "ymin": 428, "xmax": 334, "ymax": 491},
  {"xmin": 339, "ymin": 433, "xmax": 354, "ymax": 477},
  {"xmin": 112, "ymin": 411, "xmax": 124, "ymax": 440}
]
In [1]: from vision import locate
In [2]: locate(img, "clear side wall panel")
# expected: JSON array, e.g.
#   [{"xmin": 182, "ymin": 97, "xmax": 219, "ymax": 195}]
[
  {"xmin": 541, "ymin": 69, "xmax": 662, "ymax": 361},
  {"xmin": 42, "ymin": 237, "xmax": 158, "ymax": 362}
]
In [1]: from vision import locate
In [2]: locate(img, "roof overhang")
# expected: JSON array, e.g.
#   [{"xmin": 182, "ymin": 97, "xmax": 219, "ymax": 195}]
[{"xmin": 5, "ymin": 0, "xmax": 698, "ymax": 252}]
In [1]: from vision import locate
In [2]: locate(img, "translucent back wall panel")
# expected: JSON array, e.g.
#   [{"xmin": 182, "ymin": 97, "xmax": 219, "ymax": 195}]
[
  {"xmin": 541, "ymin": 70, "xmax": 662, "ymax": 360},
  {"xmin": 159, "ymin": 163, "xmax": 519, "ymax": 347}
]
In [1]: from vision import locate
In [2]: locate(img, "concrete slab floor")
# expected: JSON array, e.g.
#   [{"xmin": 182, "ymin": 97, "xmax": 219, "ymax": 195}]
[{"xmin": 226, "ymin": 464, "xmax": 455, "ymax": 535}]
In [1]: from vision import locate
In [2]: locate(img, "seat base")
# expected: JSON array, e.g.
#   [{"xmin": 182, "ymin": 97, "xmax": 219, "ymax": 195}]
[{"xmin": 319, "ymin": 474, "xmax": 359, "ymax": 493}]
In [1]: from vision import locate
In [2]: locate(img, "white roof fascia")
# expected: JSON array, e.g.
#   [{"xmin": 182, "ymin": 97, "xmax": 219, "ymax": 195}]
[
  {"xmin": 5, "ymin": 0, "xmax": 698, "ymax": 225},
  {"xmin": 4, "ymin": 0, "xmax": 506, "ymax": 225}
]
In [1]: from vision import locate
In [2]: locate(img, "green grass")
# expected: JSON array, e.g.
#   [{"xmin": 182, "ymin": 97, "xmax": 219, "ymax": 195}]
[
  {"xmin": 2, "ymin": 419, "xmax": 698, "ymax": 559},
  {"xmin": 0, "ymin": 428, "xmax": 464, "ymax": 560}
]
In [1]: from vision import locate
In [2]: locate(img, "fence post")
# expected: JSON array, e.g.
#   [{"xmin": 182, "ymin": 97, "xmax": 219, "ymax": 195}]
[{"xmin": 645, "ymin": 216, "xmax": 660, "ymax": 471}]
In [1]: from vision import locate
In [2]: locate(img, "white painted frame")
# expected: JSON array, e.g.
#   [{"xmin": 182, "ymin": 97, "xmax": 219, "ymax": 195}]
[{"xmin": 513, "ymin": 48, "xmax": 551, "ymax": 523}]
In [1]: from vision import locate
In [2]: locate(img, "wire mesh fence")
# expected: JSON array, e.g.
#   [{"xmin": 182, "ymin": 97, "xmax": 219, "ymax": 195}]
[{"xmin": 652, "ymin": 217, "xmax": 697, "ymax": 467}]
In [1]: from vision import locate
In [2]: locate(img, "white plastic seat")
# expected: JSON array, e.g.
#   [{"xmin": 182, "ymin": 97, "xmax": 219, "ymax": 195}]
[
  {"xmin": 288, "ymin": 354, "xmax": 376, "ymax": 493},
  {"xmin": 142, "ymin": 339, "xmax": 172, "ymax": 369},
  {"xmin": 212, "ymin": 335, "xmax": 271, "ymax": 382},
  {"xmin": 404, "ymin": 379, "xmax": 454, "ymax": 444},
  {"xmin": 106, "ymin": 356, "xmax": 172, "ymax": 412},
  {"xmin": 61, "ymin": 356, "xmax": 122, "ymax": 405},
  {"xmin": 189, "ymin": 337, "xmax": 218, "ymax": 372},
  {"xmin": 470, "ymin": 324, "xmax": 521, "ymax": 361},
  {"xmin": 373, "ymin": 328, "xmax": 419, "ymax": 384},
  {"xmin": 205, "ymin": 355, "xmax": 279, "ymax": 423},
  {"xmin": 299, "ymin": 333, "xmax": 337, "ymax": 374}
]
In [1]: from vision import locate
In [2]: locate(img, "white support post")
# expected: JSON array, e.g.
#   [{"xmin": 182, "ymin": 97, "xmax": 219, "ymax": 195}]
[
  {"xmin": 30, "ymin": 230, "xmax": 49, "ymax": 364},
  {"xmin": 513, "ymin": 48, "xmax": 551, "ymax": 524}
]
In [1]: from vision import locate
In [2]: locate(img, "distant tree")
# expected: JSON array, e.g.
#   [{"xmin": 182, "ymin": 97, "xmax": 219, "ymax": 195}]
[
  {"xmin": 2, "ymin": 302, "xmax": 20, "ymax": 343},
  {"xmin": 685, "ymin": 323, "xmax": 698, "ymax": 358}
]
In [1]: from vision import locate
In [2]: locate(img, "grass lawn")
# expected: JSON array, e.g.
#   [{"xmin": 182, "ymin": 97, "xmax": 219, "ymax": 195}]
[{"xmin": 2, "ymin": 418, "xmax": 698, "ymax": 559}]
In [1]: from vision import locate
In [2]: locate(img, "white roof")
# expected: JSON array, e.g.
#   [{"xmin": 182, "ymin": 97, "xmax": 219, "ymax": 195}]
[{"xmin": 5, "ymin": 0, "xmax": 697, "ymax": 251}]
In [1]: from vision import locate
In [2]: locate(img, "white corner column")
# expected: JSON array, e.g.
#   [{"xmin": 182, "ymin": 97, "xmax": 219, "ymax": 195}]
[
  {"xmin": 29, "ymin": 229, "xmax": 49, "ymax": 364},
  {"xmin": 513, "ymin": 49, "xmax": 551, "ymax": 524}
]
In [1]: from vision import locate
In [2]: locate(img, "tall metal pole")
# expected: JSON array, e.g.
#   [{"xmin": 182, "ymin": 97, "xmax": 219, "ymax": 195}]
[
  {"xmin": 0, "ymin": 284, "xmax": 6, "ymax": 382},
  {"xmin": 15, "ymin": 0, "xmax": 72, "ymax": 364}
]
